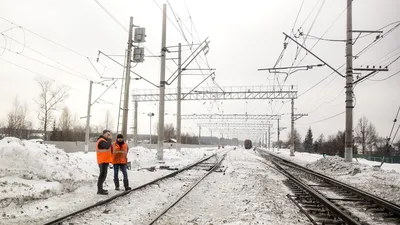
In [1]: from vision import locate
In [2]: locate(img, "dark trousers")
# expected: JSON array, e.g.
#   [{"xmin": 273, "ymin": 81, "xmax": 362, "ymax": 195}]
[
  {"xmin": 97, "ymin": 163, "xmax": 109, "ymax": 190},
  {"xmin": 113, "ymin": 164, "xmax": 128, "ymax": 181},
  {"xmin": 113, "ymin": 164, "xmax": 129, "ymax": 188}
]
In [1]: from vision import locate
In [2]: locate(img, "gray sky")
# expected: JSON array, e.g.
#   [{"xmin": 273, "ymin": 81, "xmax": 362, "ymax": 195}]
[{"xmin": 0, "ymin": 0, "xmax": 399, "ymax": 142}]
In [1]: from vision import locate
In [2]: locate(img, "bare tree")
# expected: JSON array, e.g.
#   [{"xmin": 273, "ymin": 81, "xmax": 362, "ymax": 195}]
[
  {"xmin": 164, "ymin": 123, "xmax": 175, "ymax": 140},
  {"xmin": 286, "ymin": 128, "xmax": 302, "ymax": 151},
  {"xmin": 5, "ymin": 96, "xmax": 31, "ymax": 138},
  {"xmin": 355, "ymin": 116, "xmax": 377, "ymax": 154},
  {"xmin": 154, "ymin": 122, "xmax": 175, "ymax": 141},
  {"xmin": 35, "ymin": 77, "xmax": 69, "ymax": 141},
  {"xmin": 59, "ymin": 106, "xmax": 72, "ymax": 131}
]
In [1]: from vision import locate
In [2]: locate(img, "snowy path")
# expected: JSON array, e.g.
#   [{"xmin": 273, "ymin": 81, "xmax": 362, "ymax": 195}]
[{"xmin": 152, "ymin": 149, "xmax": 310, "ymax": 225}]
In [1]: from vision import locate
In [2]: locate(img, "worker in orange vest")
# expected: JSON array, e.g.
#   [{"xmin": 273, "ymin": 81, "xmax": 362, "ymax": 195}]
[
  {"xmin": 96, "ymin": 129, "xmax": 112, "ymax": 195},
  {"xmin": 112, "ymin": 134, "xmax": 131, "ymax": 191}
]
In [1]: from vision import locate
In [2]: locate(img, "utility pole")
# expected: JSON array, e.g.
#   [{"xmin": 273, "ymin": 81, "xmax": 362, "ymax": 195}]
[
  {"xmin": 157, "ymin": 4, "xmax": 167, "ymax": 161},
  {"xmin": 344, "ymin": 0, "xmax": 354, "ymax": 162},
  {"xmin": 176, "ymin": 43, "xmax": 182, "ymax": 151},
  {"xmin": 133, "ymin": 101, "xmax": 138, "ymax": 146},
  {"xmin": 84, "ymin": 80, "xmax": 93, "ymax": 154},
  {"xmin": 290, "ymin": 98, "xmax": 295, "ymax": 156},
  {"xmin": 198, "ymin": 126, "xmax": 201, "ymax": 145},
  {"xmin": 268, "ymin": 126, "xmax": 271, "ymax": 150},
  {"xmin": 122, "ymin": 17, "xmax": 134, "ymax": 139},
  {"xmin": 149, "ymin": 115, "xmax": 152, "ymax": 146},
  {"xmin": 148, "ymin": 112, "xmax": 154, "ymax": 147},
  {"xmin": 277, "ymin": 118, "xmax": 280, "ymax": 151}
]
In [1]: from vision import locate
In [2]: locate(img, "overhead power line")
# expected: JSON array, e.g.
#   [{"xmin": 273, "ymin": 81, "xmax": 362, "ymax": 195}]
[
  {"xmin": 92, "ymin": 0, "xmax": 171, "ymax": 73},
  {"xmin": 0, "ymin": 58, "xmax": 82, "ymax": 93},
  {"xmin": 368, "ymin": 70, "xmax": 400, "ymax": 81},
  {"xmin": 0, "ymin": 16, "xmax": 94, "ymax": 60},
  {"xmin": 0, "ymin": 46, "xmax": 91, "ymax": 81},
  {"xmin": 299, "ymin": 111, "xmax": 345, "ymax": 125},
  {"xmin": 1, "ymin": 33, "xmax": 93, "ymax": 80}
]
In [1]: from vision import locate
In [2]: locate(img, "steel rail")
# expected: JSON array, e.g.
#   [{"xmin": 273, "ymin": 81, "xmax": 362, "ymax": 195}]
[
  {"xmin": 265, "ymin": 151, "xmax": 400, "ymax": 218},
  {"xmin": 271, "ymin": 160, "xmax": 362, "ymax": 225},
  {"xmin": 44, "ymin": 153, "xmax": 218, "ymax": 225},
  {"xmin": 147, "ymin": 152, "xmax": 229, "ymax": 225}
]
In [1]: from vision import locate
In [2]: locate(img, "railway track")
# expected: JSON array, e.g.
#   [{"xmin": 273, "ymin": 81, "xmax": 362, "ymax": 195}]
[
  {"xmin": 258, "ymin": 149, "xmax": 400, "ymax": 225},
  {"xmin": 147, "ymin": 151, "xmax": 228, "ymax": 225},
  {"xmin": 44, "ymin": 150, "xmax": 227, "ymax": 225}
]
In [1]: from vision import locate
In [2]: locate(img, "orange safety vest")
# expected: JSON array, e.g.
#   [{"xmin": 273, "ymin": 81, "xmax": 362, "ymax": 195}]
[
  {"xmin": 111, "ymin": 142, "xmax": 128, "ymax": 165},
  {"xmin": 96, "ymin": 137, "xmax": 112, "ymax": 164}
]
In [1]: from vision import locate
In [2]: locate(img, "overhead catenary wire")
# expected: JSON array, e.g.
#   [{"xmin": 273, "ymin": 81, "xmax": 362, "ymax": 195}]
[
  {"xmin": 307, "ymin": 88, "xmax": 345, "ymax": 114},
  {"xmin": 0, "ymin": 44, "xmax": 92, "ymax": 81},
  {"xmin": 287, "ymin": 15, "xmax": 398, "ymax": 112},
  {"xmin": 0, "ymin": 16, "xmax": 94, "ymax": 60},
  {"xmin": 368, "ymin": 70, "xmax": 400, "ymax": 81},
  {"xmin": 298, "ymin": 111, "xmax": 345, "ymax": 126},
  {"xmin": 92, "ymin": 0, "xmax": 174, "ymax": 74},
  {"xmin": 153, "ymin": 0, "xmax": 218, "ymax": 114},
  {"xmin": 0, "ymin": 57, "xmax": 83, "ymax": 93},
  {"xmin": 355, "ymin": 21, "xmax": 400, "ymax": 58},
  {"xmin": 1, "ymin": 33, "xmax": 94, "ymax": 81},
  {"xmin": 270, "ymin": 1, "xmax": 346, "ymax": 117},
  {"xmin": 164, "ymin": 0, "xmax": 213, "ymax": 88},
  {"xmin": 388, "ymin": 106, "xmax": 400, "ymax": 141},
  {"xmin": 392, "ymin": 123, "xmax": 400, "ymax": 145},
  {"xmin": 291, "ymin": 0, "xmax": 326, "ymax": 68},
  {"xmin": 355, "ymin": 55, "xmax": 400, "ymax": 84}
]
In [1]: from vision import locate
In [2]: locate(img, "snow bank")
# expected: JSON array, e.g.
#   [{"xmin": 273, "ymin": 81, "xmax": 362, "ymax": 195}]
[
  {"xmin": 264, "ymin": 148, "xmax": 400, "ymax": 173},
  {"xmin": 306, "ymin": 156, "xmax": 368, "ymax": 176},
  {"xmin": 0, "ymin": 138, "xmax": 97, "ymax": 209},
  {"xmin": 0, "ymin": 141, "xmax": 218, "ymax": 224},
  {"xmin": 306, "ymin": 157, "xmax": 400, "ymax": 204}
]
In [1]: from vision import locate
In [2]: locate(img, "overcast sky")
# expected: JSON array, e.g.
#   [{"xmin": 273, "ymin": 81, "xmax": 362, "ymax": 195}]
[{"xmin": 0, "ymin": 0, "xmax": 399, "ymax": 142}]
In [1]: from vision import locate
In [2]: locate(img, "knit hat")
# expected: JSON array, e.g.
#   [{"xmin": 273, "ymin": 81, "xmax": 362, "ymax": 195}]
[{"xmin": 117, "ymin": 134, "xmax": 124, "ymax": 139}]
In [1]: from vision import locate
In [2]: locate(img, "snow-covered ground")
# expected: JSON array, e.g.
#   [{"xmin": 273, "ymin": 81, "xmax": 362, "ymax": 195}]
[
  {"xmin": 0, "ymin": 137, "xmax": 218, "ymax": 224},
  {"xmin": 261, "ymin": 148, "xmax": 400, "ymax": 205},
  {"xmin": 153, "ymin": 149, "xmax": 310, "ymax": 225}
]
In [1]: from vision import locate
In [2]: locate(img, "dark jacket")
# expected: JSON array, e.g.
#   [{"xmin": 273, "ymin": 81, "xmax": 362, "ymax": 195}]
[{"xmin": 97, "ymin": 135, "xmax": 112, "ymax": 149}]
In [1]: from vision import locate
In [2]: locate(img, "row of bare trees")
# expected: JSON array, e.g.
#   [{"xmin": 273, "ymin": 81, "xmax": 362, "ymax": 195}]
[
  {"xmin": 1, "ymin": 77, "xmax": 116, "ymax": 141},
  {"xmin": 282, "ymin": 116, "xmax": 400, "ymax": 157}
]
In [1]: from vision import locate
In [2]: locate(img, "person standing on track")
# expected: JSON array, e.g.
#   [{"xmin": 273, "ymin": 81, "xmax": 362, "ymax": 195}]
[
  {"xmin": 111, "ymin": 134, "xmax": 132, "ymax": 191},
  {"xmin": 96, "ymin": 129, "xmax": 112, "ymax": 195}
]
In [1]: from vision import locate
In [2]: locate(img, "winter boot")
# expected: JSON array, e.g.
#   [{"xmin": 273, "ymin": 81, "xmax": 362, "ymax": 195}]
[
  {"xmin": 123, "ymin": 179, "xmax": 131, "ymax": 191},
  {"xmin": 114, "ymin": 179, "xmax": 120, "ymax": 191},
  {"xmin": 97, "ymin": 189, "xmax": 108, "ymax": 195}
]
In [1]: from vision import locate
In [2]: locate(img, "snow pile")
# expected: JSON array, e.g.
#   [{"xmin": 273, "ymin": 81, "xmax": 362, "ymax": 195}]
[
  {"xmin": 265, "ymin": 148, "xmax": 324, "ymax": 166},
  {"xmin": 0, "ymin": 143, "xmax": 219, "ymax": 224},
  {"xmin": 306, "ymin": 156, "xmax": 368, "ymax": 176},
  {"xmin": 0, "ymin": 138, "xmax": 97, "ymax": 209},
  {"xmin": 305, "ymin": 155, "xmax": 400, "ymax": 204}
]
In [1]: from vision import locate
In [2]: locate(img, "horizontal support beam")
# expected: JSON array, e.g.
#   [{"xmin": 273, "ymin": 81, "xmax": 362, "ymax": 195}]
[
  {"xmin": 198, "ymin": 123, "xmax": 273, "ymax": 128},
  {"xmin": 353, "ymin": 68, "xmax": 388, "ymax": 71},
  {"xmin": 132, "ymin": 86, "xmax": 298, "ymax": 102},
  {"xmin": 182, "ymin": 114, "xmax": 282, "ymax": 120}
]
